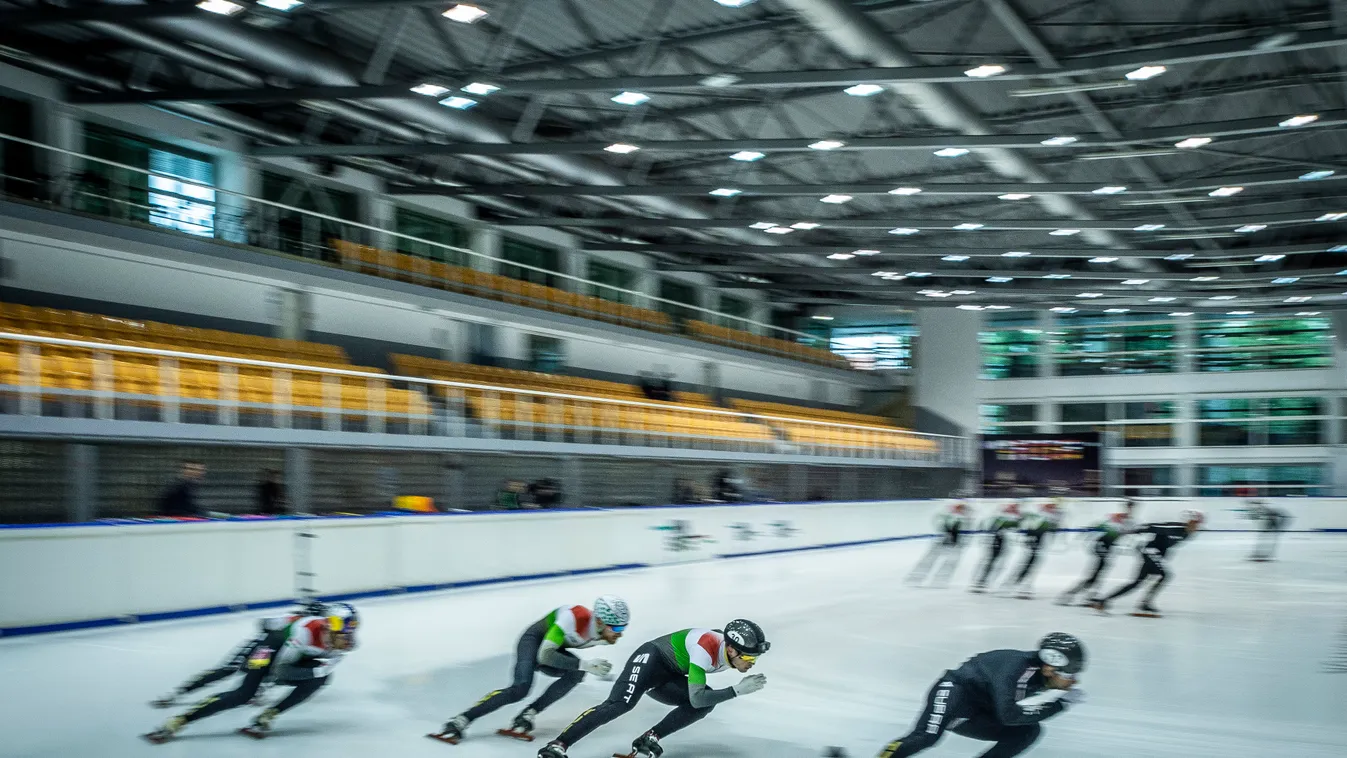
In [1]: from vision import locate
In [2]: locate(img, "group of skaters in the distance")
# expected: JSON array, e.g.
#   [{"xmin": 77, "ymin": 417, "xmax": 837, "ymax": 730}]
[{"xmin": 908, "ymin": 496, "xmax": 1290, "ymax": 617}]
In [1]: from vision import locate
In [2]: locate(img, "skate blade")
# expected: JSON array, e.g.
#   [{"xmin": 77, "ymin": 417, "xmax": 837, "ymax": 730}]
[
  {"xmin": 496, "ymin": 729, "xmax": 535, "ymax": 742},
  {"xmin": 1130, "ymin": 612, "xmax": 1162, "ymax": 618},
  {"xmin": 613, "ymin": 753, "xmax": 637, "ymax": 758},
  {"xmin": 239, "ymin": 727, "xmax": 267, "ymax": 740},
  {"xmin": 427, "ymin": 733, "xmax": 462, "ymax": 745},
  {"xmin": 140, "ymin": 732, "xmax": 171, "ymax": 745}
]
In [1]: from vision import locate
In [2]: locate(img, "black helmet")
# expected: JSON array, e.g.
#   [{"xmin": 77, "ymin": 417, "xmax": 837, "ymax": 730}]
[
  {"xmin": 723, "ymin": 619, "xmax": 770, "ymax": 656},
  {"xmin": 1037, "ymin": 632, "xmax": 1085, "ymax": 675}
]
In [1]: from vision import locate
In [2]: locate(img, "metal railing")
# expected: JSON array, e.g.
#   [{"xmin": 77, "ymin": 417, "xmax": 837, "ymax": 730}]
[
  {"xmin": 0, "ymin": 133, "xmax": 852, "ymax": 370},
  {"xmin": 0, "ymin": 333, "xmax": 964, "ymax": 463}
]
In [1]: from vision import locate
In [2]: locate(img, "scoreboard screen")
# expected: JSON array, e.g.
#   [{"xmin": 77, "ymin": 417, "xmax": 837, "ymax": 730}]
[{"xmin": 981, "ymin": 433, "xmax": 1101, "ymax": 495}]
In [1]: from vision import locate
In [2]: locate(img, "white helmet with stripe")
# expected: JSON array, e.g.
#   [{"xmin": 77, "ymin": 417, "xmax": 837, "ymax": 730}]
[{"xmin": 593, "ymin": 595, "xmax": 630, "ymax": 629}]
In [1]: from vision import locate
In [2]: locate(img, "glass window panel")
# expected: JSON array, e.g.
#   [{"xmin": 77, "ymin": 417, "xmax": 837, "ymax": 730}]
[
  {"xmin": 658, "ymin": 278, "xmax": 701, "ymax": 325},
  {"xmin": 587, "ymin": 259, "xmax": 635, "ymax": 304},
  {"xmin": 1123, "ymin": 401, "xmax": 1176, "ymax": 419},
  {"xmin": 718, "ymin": 296, "xmax": 752, "ymax": 331},
  {"xmin": 500, "ymin": 237, "xmax": 560, "ymax": 287},
  {"xmin": 830, "ymin": 323, "xmax": 916, "ymax": 371},
  {"xmin": 1060, "ymin": 403, "xmax": 1107, "ymax": 423},
  {"xmin": 82, "ymin": 124, "xmax": 216, "ymax": 237},
  {"xmin": 979, "ymin": 329, "xmax": 1040, "ymax": 379},
  {"xmin": 395, "ymin": 207, "xmax": 468, "ymax": 265},
  {"xmin": 1196, "ymin": 317, "xmax": 1333, "ymax": 372},
  {"xmin": 1119, "ymin": 423, "xmax": 1174, "ymax": 447},
  {"xmin": 979, "ymin": 404, "xmax": 1038, "ymax": 434},
  {"xmin": 260, "ymin": 170, "xmax": 358, "ymax": 261},
  {"xmin": 1050, "ymin": 315, "xmax": 1176, "ymax": 376}
]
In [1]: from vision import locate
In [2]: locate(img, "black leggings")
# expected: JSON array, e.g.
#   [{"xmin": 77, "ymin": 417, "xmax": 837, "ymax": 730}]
[
  {"xmin": 181, "ymin": 662, "xmax": 327, "ymax": 725},
  {"xmin": 463, "ymin": 625, "xmax": 585, "ymax": 720},
  {"xmin": 179, "ymin": 637, "xmax": 263, "ymax": 694},
  {"xmin": 555, "ymin": 642, "xmax": 713, "ymax": 748},
  {"xmin": 1012, "ymin": 536, "xmax": 1044, "ymax": 586},
  {"xmin": 1104, "ymin": 553, "xmax": 1167, "ymax": 603},
  {"xmin": 1063, "ymin": 543, "xmax": 1113, "ymax": 598},
  {"xmin": 975, "ymin": 536, "xmax": 1006, "ymax": 587},
  {"xmin": 879, "ymin": 678, "xmax": 1041, "ymax": 758}
]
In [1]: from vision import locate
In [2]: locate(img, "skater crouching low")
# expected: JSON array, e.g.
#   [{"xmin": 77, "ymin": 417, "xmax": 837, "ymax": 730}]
[
  {"xmin": 907, "ymin": 501, "xmax": 971, "ymax": 587},
  {"xmin": 1056, "ymin": 500, "xmax": 1136, "ymax": 607},
  {"xmin": 971, "ymin": 503, "xmax": 1020, "ymax": 593},
  {"xmin": 877, "ymin": 633, "xmax": 1086, "ymax": 758}
]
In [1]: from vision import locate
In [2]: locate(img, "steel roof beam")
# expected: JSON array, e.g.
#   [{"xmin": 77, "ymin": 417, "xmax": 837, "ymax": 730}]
[{"xmin": 589, "ymin": 241, "xmax": 1330, "ymax": 259}]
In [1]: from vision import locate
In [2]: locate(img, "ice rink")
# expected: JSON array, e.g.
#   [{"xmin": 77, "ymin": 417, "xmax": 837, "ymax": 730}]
[{"xmin": 3, "ymin": 532, "xmax": 1345, "ymax": 758}]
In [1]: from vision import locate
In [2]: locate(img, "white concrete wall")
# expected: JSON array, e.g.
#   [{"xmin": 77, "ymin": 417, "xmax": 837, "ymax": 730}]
[
  {"xmin": 0, "ymin": 497, "xmax": 1340, "ymax": 631},
  {"xmin": 914, "ymin": 308, "xmax": 982, "ymax": 438}
]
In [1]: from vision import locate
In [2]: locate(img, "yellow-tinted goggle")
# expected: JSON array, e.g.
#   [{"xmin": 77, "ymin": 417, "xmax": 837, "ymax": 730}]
[
  {"xmin": 737, "ymin": 653, "xmax": 758, "ymax": 664},
  {"xmin": 328, "ymin": 616, "xmax": 351, "ymax": 633}
]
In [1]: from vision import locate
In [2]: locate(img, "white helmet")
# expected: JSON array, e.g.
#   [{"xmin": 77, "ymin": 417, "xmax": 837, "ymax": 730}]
[{"xmin": 593, "ymin": 595, "xmax": 630, "ymax": 630}]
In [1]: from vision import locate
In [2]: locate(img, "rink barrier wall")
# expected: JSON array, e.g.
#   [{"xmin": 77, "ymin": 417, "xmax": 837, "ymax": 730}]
[{"xmin": 2, "ymin": 497, "xmax": 1344, "ymax": 637}]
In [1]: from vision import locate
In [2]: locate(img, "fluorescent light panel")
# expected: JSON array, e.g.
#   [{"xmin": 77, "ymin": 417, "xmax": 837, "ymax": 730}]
[
  {"xmin": 611, "ymin": 91, "xmax": 650, "ymax": 106},
  {"xmin": 730, "ymin": 151, "xmax": 764, "ymax": 162},
  {"xmin": 443, "ymin": 3, "xmax": 488, "ymax": 23}
]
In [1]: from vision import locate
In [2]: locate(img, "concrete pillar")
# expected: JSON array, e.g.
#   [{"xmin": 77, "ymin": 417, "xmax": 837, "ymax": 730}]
[
  {"xmin": 1176, "ymin": 315, "xmax": 1196, "ymax": 374},
  {"xmin": 214, "ymin": 153, "xmax": 251, "ymax": 245},
  {"xmin": 561, "ymin": 456, "xmax": 584, "ymax": 508},
  {"xmin": 471, "ymin": 227, "xmax": 501, "ymax": 273},
  {"xmin": 439, "ymin": 454, "xmax": 465, "ymax": 511},
  {"xmin": 36, "ymin": 101, "xmax": 79, "ymax": 180},
  {"xmin": 1175, "ymin": 462, "xmax": 1196, "ymax": 498},
  {"xmin": 702, "ymin": 362, "xmax": 721, "ymax": 402},
  {"xmin": 914, "ymin": 308, "xmax": 982, "ymax": 443},
  {"xmin": 65, "ymin": 443, "xmax": 98, "ymax": 522},
  {"xmin": 285, "ymin": 447, "xmax": 313, "ymax": 514},
  {"xmin": 1037, "ymin": 310, "xmax": 1056, "ymax": 378},
  {"xmin": 274, "ymin": 288, "xmax": 312, "ymax": 341},
  {"xmin": 434, "ymin": 317, "xmax": 470, "ymax": 363},
  {"xmin": 367, "ymin": 196, "xmax": 396, "ymax": 250},
  {"xmin": 1038, "ymin": 400, "xmax": 1055, "ymax": 433}
]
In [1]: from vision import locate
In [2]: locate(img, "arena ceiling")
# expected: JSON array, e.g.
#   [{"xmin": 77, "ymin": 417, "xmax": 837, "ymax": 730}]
[{"xmin": 4, "ymin": 0, "xmax": 1347, "ymax": 317}]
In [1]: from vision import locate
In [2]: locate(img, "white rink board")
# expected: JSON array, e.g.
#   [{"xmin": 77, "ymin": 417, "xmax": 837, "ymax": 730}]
[
  {"xmin": 1, "ymin": 497, "xmax": 1343, "ymax": 630},
  {"xmin": 0, "ymin": 534, "xmax": 1344, "ymax": 758}
]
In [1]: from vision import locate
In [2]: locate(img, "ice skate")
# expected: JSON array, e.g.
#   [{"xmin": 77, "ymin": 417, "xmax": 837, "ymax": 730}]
[
  {"xmin": 969, "ymin": 584, "xmax": 987, "ymax": 594},
  {"xmin": 148, "ymin": 692, "xmax": 180, "ymax": 709},
  {"xmin": 141, "ymin": 716, "xmax": 185, "ymax": 744},
  {"xmin": 429, "ymin": 715, "xmax": 470, "ymax": 744},
  {"xmin": 538, "ymin": 740, "xmax": 568, "ymax": 758},
  {"xmin": 497, "ymin": 708, "xmax": 536, "ymax": 742},
  {"xmin": 1015, "ymin": 588, "xmax": 1035, "ymax": 600},
  {"xmin": 615, "ymin": 730, "xmax": 663, "ymax": 758},
  {"xmin": 1087, "ymin": 599, "xmax": 1109, "ymax": 614},
  {"xmin": 1132, "ymin": 602, "xmax": 1162, "ymax": 618},
  {"xmin": 1053, "ymin": 592, "xmax": 1075, "ymax": 606},
  {"xmin": 239, "ymin": 708, "xmax": 277, "ymax": 739}
]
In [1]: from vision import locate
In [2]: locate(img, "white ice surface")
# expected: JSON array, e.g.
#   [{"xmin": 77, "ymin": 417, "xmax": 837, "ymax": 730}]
[{"xmin": 2, "ymin": 533, "xmax": 1345, "ymax": 758}]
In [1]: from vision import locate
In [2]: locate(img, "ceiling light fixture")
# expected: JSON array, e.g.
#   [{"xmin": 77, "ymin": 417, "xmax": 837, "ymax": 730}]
[
  {"xmin": 987, "ymin": 276, "xmax": 1014, "ymax": 283},
  {"xmin": 1255, "ymin": 254, "xmax": 1285, "ymax": 262},
  {"xmin": 1089, "ymin": 256, "xmax": 1118, "ymax": 263},
  {"xmin": 1125, "ymin": 65, "xmax": 1167, "ymax": 81},
  {"xmin": 951, "ymin": 290, "xmax": 976, "ymax": 295},
  {"xmin": 1175, "ymin": 137, "xmax": 1212, "ymax": 149},
  {"xmin": 889, "ymin": 186, "xmax": 922, "ymax": 195},
  {"xmin": 1134, "ymin": 224, "xmax": 1166, "ymax": 231},
  {"xmin": 712, "ymin": 0, "xmax": 758, "ymax": 7},
  {"xmin": 954, "ymin": 223, "xmax": 985, "ymax": 230},
  {"xmin": 907, "ymin": 271, "xmax": 932, "ymax": 277},
  {"xmin": 1044, "ymin": 273, "xmax": 1072, "ymax": 279},
  {"xmin": 1170, "ymin": 311, "xmax": 1194, "ymax": 316},
  {"xmin": 462, "ymin": 82, "xmax": 500, "ymax": 95},
  {"xmin": 257, "ymin": 0, "xmax": 304, "ymax": 9},
  {"xmin": 438, "ymin": 95, "xmax": 478, "ymax": 110},
  {"xmin": 852, "ymin": 249, "xmax": 881, "ymax": 256},
  {"xmin": 811, "ymin": 314, "xmax": 835, "ymax": 321},
  {"xmin": 1002, "ymin": 251, "xmax": 1032, "ymax": 257},
  {"xmin": 986, "ymin": 305, "xmax": 1012, "ymax": 310},
  {"xmin": 748, "ymin": 221, "xmax": 776, "ymax": 230},
  {"xmin": 964, "ymin": 64, "xmax": 1008, "ymax": 78},
  {"xmin": 700, "ymin": 73, "xmax": 741, "ymax": 88},
  {"xmin": 1105, "ymin": 308, "xmax": 1131, "ymax": 314},
  {"xmin": 604, "ymin": 143, "xmax": 640, "ymax": 154},
  {"xmin": 999, "ymin": 193, "xmax": 1032, "ymax": 200},
  {"xmin": 1149, "ymin": 296, "xmax": 1176, "ymax": 302},
  {"xmin": 957, "ymin": 305, "xmax": 986, "ymax": 311},
  {"xmin": 1050, "ymin": 228, "xmax": 1082, "ymax": 236},
  {"xmin": 1317, "ymin": 212, "xmax": 1347, "ymax": 221},
  {"xmin": 443, "ymin": 3, "xmax": 488, "ymax": 23},
  {"xmin": 1051, "ymin": 307, "xmax": 1078, "ymax": 313},
  {"xmin": 1300, "ymin": 170, "xmax": 1335, "ymax": 181},
  {"xmin": 1272, "ymin": 277, "xmax": 1301, "ymax": 284},
  {"xmin": 1122, "ymin": 279, "xmax": 1150, "ymax": 285},
  {"xmin": 1209, "ymin": 186, "xmax": 1244, "ymax": 197},
  {"xmin": 820, "ymin": 194, "xmax": 853, "ymax": 204},
  {"xmin": 1331, "ymin": 245, "xmax": 1347, "ymax": 253},
  {"xmin": 1040, "ymin": 136, "xmax": 1079, "ymax": 146},
  {"xmin": 888, "ymin": 227, "xmax": 920, "ymax": 236},
  {"xmin": 1077, "ymin": 292, "xmax": 1103, "ymax": 298},
  {"xmin": 709, "ymin": 187, "xmax": 742, "ymax": 197},
  {"xmin": 1279, "ymin": 114, "xmax": 1320, "ymax": 128},
  {"xmin": 1191, "ymin": 276, "xmax": 1219, "ymax": 282},
  {"xmin": 1297, "ymin": 311, "xmax": 1322, "ymax": 316},
  {"xmin": 844, "ymin": 83, "xmax": 885, "ymax": 97},
  {"xmin": 827, "ymin": 253, "xmax": 855, "ymax": 260},
  {"xmin": 1228, "ymin": 310, "xmax": 1254, "ymax": 316},
  {"xmin": 411, "ymin": 83, "xmax": 451, "ymax": 97},
  {"xmin": 934, "ymin": 147, "xmax": 970, "ymax": 157},
  {"xmin": 790, "ymin": 222, "xmax": 821, "ymax": 230},
  {"xmin": 611, "ymin": 91, "xmax": 650, "ymax": 106},
  {"xmin": 1210, "ymin": 295, "xmax": 1236, "ymax": 300},
  {"xmin": 871, "ymin": 271, "xmax": 896, "ymax": 277},
  {"xmin": 942, "ymin": 254, "xmax": 970, "ymax": 262},
  {"xmin": 1093, "ymin": 186, "xmax": 1128, "ymax": 195},
  {"xmin": 729, "ymin": 150, "xmax": 765, "ymax": 162},
  {"xmin": 1165, "ymin": 253, "xmax": 1194, "ymax": 260},
  {"xmin": 1235, "ymin": 224, "xmax": 1267, "ymax": 233},
  {"xmin": 809, "ymin": 140, "xmax": 845, "ymax": 150},
  {"xmin": 763, "ymin": 226, "xmax": 794, "ymax": 235},
  {"xmin": 197, "ymin": 0, "xmax": 244, "ymax": 15}
]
